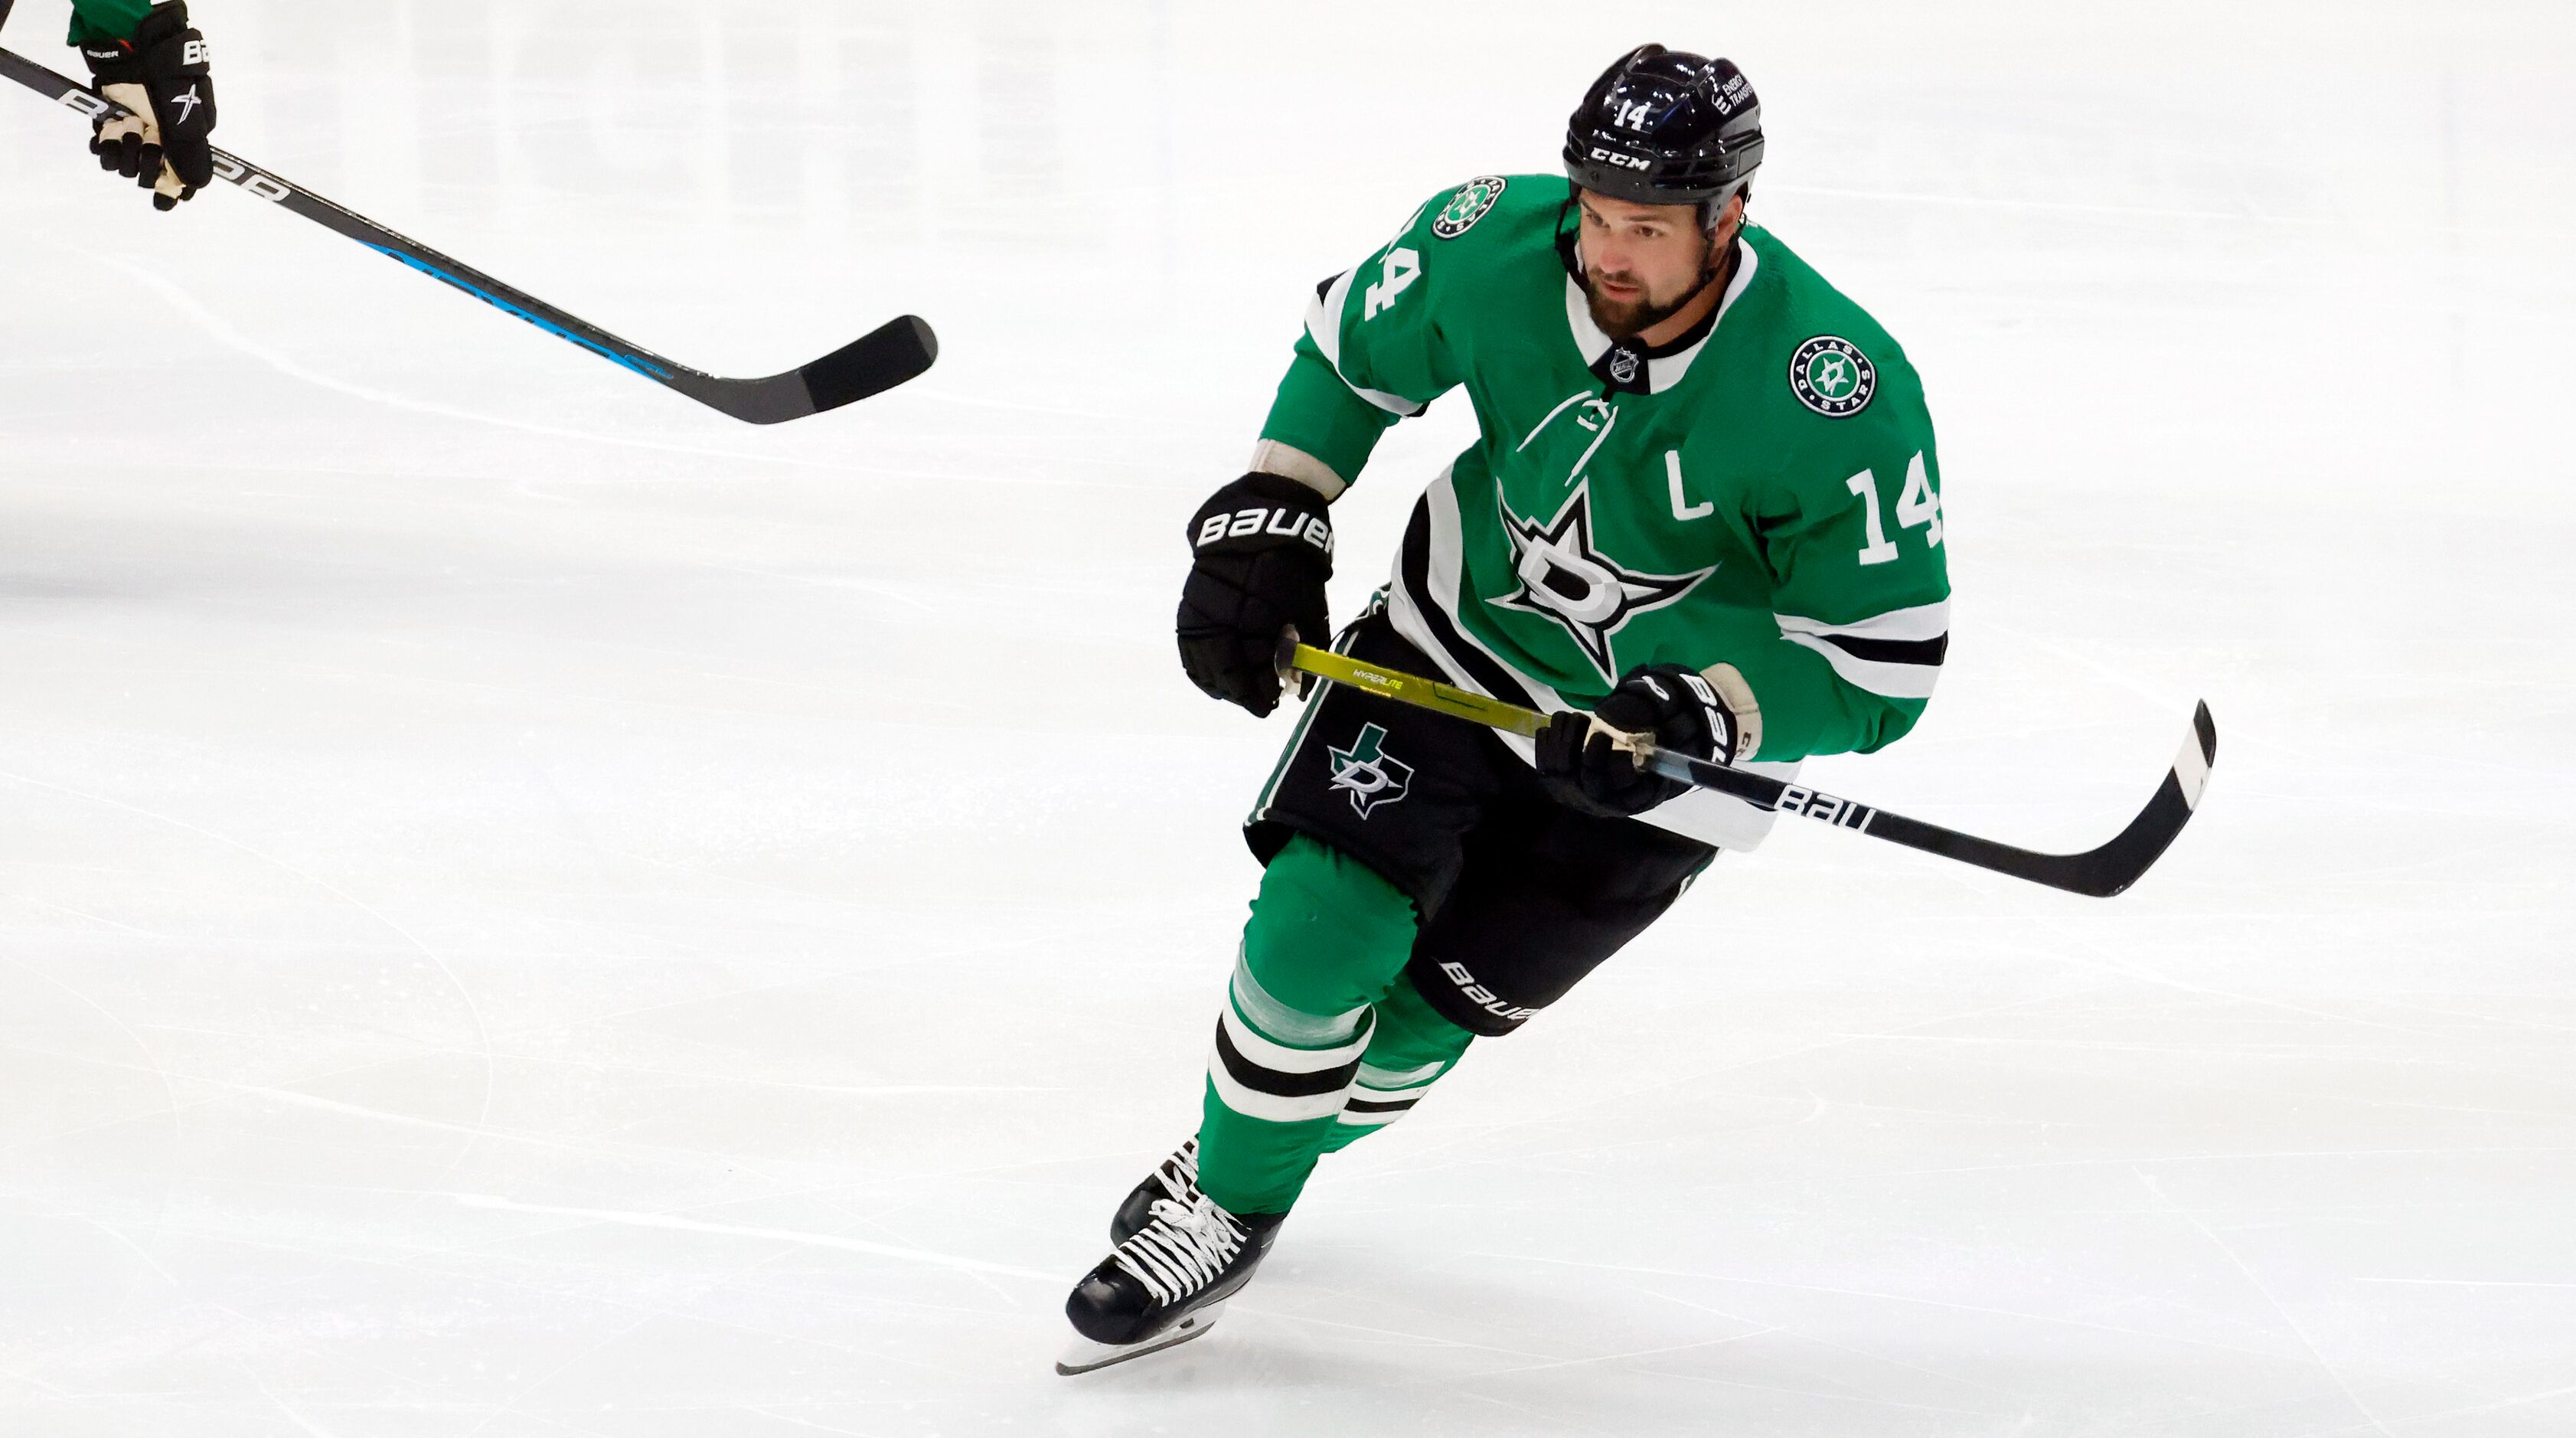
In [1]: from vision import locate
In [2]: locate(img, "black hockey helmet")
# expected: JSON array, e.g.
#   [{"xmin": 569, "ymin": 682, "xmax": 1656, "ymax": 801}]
[{"xmin": 1562, "ymin": 45, "xmax": 1764, "ymax": 223}]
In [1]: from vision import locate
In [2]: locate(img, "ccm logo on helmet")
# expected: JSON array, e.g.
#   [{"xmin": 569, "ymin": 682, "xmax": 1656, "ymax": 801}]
[
  {"xmin": 1588, "ymin": 148, "xmax": 1650, "ymax": 171},
  {"xmin": 1196, "ymin": 508, "xmax": 1332, "ymax": 553}
]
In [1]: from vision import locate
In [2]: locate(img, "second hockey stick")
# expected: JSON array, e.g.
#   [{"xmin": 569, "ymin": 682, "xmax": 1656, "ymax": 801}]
[
  {"xmin": 0, "ymin": 43, "xmax": 935, "ymax": 423},
  {"xmin": 1284, "ymin": 642, "xmax": 2216, "ymax": 898}
]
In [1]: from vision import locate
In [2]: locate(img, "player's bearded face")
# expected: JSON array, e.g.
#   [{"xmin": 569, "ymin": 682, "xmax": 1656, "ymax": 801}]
[{"xmin": 1575, "ymin": 193, "xmax": 1722, "ymax": 340}]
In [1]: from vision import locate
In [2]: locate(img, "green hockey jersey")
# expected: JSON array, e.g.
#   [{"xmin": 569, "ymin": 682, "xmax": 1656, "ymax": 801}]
[{"xmin": 1259, "ymin": 174, "xmax": 1950, "ymax": 850}]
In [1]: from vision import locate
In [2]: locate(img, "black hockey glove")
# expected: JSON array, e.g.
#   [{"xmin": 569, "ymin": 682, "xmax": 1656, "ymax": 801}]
[
  {"xmin": 1176, "ymin": 472, "xmax": 1334, "ymax": 717},
  {"xmin": 82, "ymin": 2, "xmax": 217, "ymax": 212},
  {"xmin": 1537, "ymin": 664, "xmax": 1735, "ymax": 819}
]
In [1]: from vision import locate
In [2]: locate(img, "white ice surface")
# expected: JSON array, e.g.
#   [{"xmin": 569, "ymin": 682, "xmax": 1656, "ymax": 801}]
[{"xmin": 4, "ymin": 2, "xmax": 2574, "ymax": 1433}]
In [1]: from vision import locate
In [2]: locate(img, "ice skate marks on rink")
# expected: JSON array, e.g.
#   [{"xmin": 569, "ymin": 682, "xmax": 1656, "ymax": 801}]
[{"xmin": 4, "ymin": 0, "xmax": 2575, "ymax": 1434}]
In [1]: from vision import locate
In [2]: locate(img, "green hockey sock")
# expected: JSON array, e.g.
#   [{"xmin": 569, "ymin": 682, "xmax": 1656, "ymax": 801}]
[
  {"xmin": 1321, "ymin": 972, "xmax": 1474, "ymax": 1153},
  {"xmin": 1197, "ymin": 835, "xmax": 1419, "ymax": 1215}
]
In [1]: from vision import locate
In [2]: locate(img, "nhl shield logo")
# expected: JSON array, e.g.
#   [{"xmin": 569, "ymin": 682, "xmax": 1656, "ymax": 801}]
[
  {"xmin": 1789, "ymin": 335, "xmax": 1877, "ymax": 417},
  {"xmin": 1606, "ymin": 345, "xmax": 1642, "ymax": 384},
  {"xmin": 1327, "ymin": 724, "xmax": 1413, "ymax": 818},
  {"xmin": 1432, "ymin": 175, "xmax": 1507, "ymax": 240}
]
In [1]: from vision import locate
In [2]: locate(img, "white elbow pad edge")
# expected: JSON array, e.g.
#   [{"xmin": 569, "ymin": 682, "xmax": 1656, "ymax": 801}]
[
  {"xmin": 1699, "ymin": 662, "xmax": 1761, "ymax": 763},
  {"xmin": 1249, "ymin": 440, "xmax": 1350, "ymax": 502}
]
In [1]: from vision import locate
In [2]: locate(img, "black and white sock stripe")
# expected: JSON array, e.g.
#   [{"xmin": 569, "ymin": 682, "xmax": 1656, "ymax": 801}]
[
  {"xmin": 1339, "ymin": 1092, "xmax": 1421, "ymax": 1124},
  {"xmin": 1335, "ymin": 1060, "xmax": 1444, "ymax": 1129},
  {"xmin": 1206, "ymin": 1001, "xmax": 1370, "ymax": 1126}
]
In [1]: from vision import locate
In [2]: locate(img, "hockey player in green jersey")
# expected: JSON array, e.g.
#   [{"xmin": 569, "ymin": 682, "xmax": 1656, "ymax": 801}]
[
  {"xmin": 1060, "ymin": 44, "xmax": 1951, "ymax": 1374},
  {"xmin": 49, "ymin": 0, "xmax": 219, "ymax": 209}
]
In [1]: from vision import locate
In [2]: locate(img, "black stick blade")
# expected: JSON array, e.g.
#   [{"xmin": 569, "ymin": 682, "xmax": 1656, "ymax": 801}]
[
  {"xmin": 2030, "ymin": 701, "xmax": 2218, "ymax": 897},
  {"xmin": 802, "ymin": 315, "xmax": 939, "ymax": 414},
  {"xmin": 671, "ymin": 315, "xmax": 939, "ymax": 424},
  {"xmin": 1692, "ymin": 701, "xmax": 2218, "ymax": 897}
]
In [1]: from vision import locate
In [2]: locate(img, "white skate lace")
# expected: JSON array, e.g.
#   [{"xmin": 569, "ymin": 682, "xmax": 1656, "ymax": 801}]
[
  {"xmin": 1110, "ymin": 1191, "xmax": 1245, "ymax": 1307},
  {"xmin": 1154, "ymin": 1138, "xmax": 1200, "ymax": 1199}
]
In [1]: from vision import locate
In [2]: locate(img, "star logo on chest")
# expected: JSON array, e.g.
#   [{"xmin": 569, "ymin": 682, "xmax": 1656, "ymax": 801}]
[{"xmin": 1491, "ymin": 482, "xmax": 1717, "ymax": 684}]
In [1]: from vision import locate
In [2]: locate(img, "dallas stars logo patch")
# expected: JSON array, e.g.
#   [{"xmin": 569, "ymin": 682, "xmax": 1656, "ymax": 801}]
[
  {"xmin": 1327, "ymin": 724, "xmax": 1413, "ymax": 818},
  {"xmin": 1493, "ymin": 482, "xmax": 1717, "ymax": 683},
  {"xmin": 1789, "ymin": 335, "xmax": 1876, "ymax": 417},
  {"xmin": 1432, "ymin": 176, "xmax": 1507, "ymax": 240}
]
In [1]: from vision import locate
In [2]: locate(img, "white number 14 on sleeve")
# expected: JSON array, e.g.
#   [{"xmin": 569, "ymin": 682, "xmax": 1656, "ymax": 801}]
[{"xmin": 1850, "ymin": 452, "xmax": 1939, "ymax": 567}]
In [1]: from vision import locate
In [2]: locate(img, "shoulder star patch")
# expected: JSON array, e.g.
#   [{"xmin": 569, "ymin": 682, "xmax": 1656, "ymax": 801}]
[
  {"xmin": 1789, "ymin": 335, "xmax": 1877, "ymax": 418},
  {"xmin": 1432, "ymin": 175, "xmax": 1507, "ymax": 240}
]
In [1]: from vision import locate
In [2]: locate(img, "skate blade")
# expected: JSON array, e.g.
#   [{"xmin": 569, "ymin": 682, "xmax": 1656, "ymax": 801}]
[{"xmin": 1054, "ymin": 1301, "xmax": 1228, "ymax": 1376}]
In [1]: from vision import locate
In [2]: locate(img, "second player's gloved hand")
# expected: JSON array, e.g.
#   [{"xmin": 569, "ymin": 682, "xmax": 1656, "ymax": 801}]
[
  {"xmin": 82, "ymin": 2, "xmax": 217, "ymax": 212},
  {"xmin": 1176, "ymin": 472, "xmax": 1334, "ymax": 717},
  {"xmin": 1537, "ymin": 664, "xmax": 1735, "ymax": 818}
]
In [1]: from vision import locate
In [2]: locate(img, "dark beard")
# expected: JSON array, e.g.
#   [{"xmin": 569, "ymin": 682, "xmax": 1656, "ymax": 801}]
[
  {"xmin": 1584, "ymin": 279, "xmax": 1697, "ymax": 341},
  {"xmin": 1581, "ymin": 235, "xmax": 1732, "ymax": 341}
]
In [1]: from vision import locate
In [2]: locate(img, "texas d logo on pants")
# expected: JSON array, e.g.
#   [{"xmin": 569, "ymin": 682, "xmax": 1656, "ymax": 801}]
[{"xmin": 1327, "ymin": 724, "xmax": 1412, "ymax": 819}]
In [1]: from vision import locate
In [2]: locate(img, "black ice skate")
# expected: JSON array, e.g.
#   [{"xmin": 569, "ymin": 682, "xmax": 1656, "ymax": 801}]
[
  {"xmin": 1109, "ymin": 1136, "xmax": 1198, "ymax": 1246},
  {"xmin": 1058, "ymin": 1155, "xmax": 1282, "ymax": 1375}
]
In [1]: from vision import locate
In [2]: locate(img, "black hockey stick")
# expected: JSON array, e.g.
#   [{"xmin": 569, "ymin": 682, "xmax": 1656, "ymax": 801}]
[
  {"xmin": 1286, "ymin": 643, "xmax": 2216, "ymax": 897},
  {"xmin": 0, "ymin": 44, "xmax": 935, "ymax": 422}
]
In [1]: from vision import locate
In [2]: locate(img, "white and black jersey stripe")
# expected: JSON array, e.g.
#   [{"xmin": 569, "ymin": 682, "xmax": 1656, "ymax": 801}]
[
  {"xmin": 1385, "ymin": 475, "xmax": 1560, "ymax": 717},
  {"xmin": 1307, "ymin": 271, "xmax": 1428, "ymax": 419},
  {"xmin": 1774, "ymin": 600, "xmax": 1949, "ymax": 701}
]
